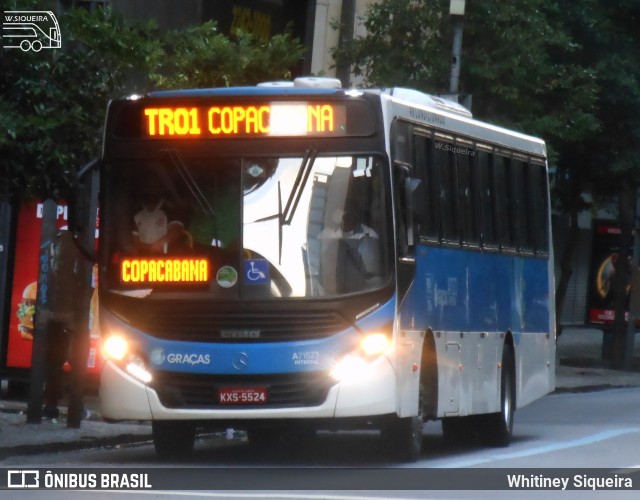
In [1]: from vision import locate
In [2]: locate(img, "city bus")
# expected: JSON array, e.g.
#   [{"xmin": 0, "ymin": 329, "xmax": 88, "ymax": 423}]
[{"xmin": 78, "ymin": 77, "xmax": 555, "ymax": 461}]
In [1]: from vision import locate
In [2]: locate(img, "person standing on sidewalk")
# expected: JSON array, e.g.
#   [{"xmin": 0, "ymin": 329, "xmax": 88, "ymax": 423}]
[{"xmin": 41, "ymin": 230, "xmax": 82, "ymax": 420}]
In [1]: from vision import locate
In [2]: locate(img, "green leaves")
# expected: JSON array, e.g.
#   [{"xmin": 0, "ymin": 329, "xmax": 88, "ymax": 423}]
[
  {"xmin": 0, "ymin": 4, "xmax": 302, "ymax": 202},
  {"xmin": 334, "ymin": 0, "xmax": 640, "ymax": 204},
  {"xmin": 152, "ymin": 24, "xmax": 303, "ymax": 89},
  {"xmin": 333, "ymin": 0, "xmax": 446, "ymax": 90}
]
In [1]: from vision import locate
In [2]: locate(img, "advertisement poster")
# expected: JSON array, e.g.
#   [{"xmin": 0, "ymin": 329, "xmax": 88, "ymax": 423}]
[
  {"xmin": 6, "ymin": 201, "xmax": 101, "ymax": 373},
  {"xmin": 587, "ymin": 221, "xmax": 632, "ymax": 325}
]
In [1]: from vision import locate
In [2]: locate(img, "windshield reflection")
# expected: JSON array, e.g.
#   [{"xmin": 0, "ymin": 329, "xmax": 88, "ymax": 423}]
[{"xmin": 103, "ymin": 155, "xmax": 390, "ymax": 299}]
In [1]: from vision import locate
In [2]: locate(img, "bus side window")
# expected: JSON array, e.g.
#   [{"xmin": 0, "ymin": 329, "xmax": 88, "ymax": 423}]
[
  {"xmin": 436, "ymin": 142, "xmax": 460, "ymax": 244},
  {"xmin": 457, "ymin": 151, "xmax": 479, "ymax": 246},
  {"xmin": 509, "ymin": 159, "xmax": 530, "ymax": 252},
  {"xmin": 539, "ymin": 165, "xmax": 550, "ymax": 253},
  {"xmin": 414, "ymin": 133, "xmax": 440, "ymax": 241},
  {"xmin": 477, "ymin": 151, "xmax": 495, "ymax": 248},
  {"xmin": 492, "ymin": 155, "xmax": 511, "ymax": 250},
  {"xmin": 528, "ymin": 162, "xmax": 549, "ymax": 254}
]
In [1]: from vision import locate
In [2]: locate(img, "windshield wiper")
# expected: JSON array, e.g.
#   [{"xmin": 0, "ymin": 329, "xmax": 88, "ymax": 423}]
[
  {"xmin": 249, "ymin": 149, "xmax": 316, "ymax": 264},
  {"xmin": 283, "ymin": 148, "xmax": 317, "ymax": 225},
  {"xmin": 164, "ymin": 150, "xmax": 213, "ymax": 214}
]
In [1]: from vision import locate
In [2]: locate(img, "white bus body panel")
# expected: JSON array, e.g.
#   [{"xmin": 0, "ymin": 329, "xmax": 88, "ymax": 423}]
[
  {"xmin": 435, "ymin": 331, "xmax": 500, "ymax": 418},
  {"xmin": 100, "ymin": 361, "xmax": 153, "ymax": 420},
  {"xmin": 434, "ymin": 330, "xmax": 554, "ymax": 418},
  {"xmin": 100, "ymin": 356, "xmax": 397, "ymax": 421},
  {"xmin": 516, "ymin": 332, "xmax": 555, "ymax": 408}
]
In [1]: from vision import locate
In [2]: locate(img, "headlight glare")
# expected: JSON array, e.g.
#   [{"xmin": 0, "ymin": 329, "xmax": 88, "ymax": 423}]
[
  {"xmin": 360, "ymin": 333, "xmax": 390, "ymax": 356},
  {"xmin": 103, "ymin": 334, "xmax": 128, "ymax": 361},
  {"xmin": 126, "ymin": 355, "xmax": 153, "ymax": 384},
  {"xmin": 330, "ymin": 355, "xmax": 370, "ymax": 382},
  {"xmin": 330, "ymin": 331, "xmax": 392, "ymax": 382}
]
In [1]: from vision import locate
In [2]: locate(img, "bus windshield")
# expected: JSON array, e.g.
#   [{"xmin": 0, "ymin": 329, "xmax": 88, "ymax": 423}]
[{"xmin": 103, "ymin": 154, "xmax": 391, "ymax": 299}]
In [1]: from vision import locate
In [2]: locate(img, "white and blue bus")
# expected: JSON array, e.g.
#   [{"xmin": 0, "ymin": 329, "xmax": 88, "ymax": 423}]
[{"xmin": 88, "ymin": 77, "xmax": 555, "ymax": 461}]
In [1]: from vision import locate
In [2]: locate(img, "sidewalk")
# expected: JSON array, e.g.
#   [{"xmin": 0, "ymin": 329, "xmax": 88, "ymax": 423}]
[
  {"xmin": 1, "ymin": 327, "xmax": 640, "ymax": 459},
  {"xmin": 556, "ymin": 327, "xmax": 640, "ymax": 390}
]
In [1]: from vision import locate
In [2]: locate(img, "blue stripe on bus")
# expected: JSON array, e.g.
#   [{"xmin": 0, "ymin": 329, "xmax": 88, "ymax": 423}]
[
  {"xmin": 134, "ymin": 296, "xmax": 397, "ymax": 375},
  {"xmin": 400, "ymin": 245, "xmax": 550, "ymax": 335}
]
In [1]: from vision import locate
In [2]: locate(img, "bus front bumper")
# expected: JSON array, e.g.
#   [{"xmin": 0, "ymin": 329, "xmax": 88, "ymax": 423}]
[{"xmin": 99, "ymin": 356, "xmax": 397, "ymax": 422}]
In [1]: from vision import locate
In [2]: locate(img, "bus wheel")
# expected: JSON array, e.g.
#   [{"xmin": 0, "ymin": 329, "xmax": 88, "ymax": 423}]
[
  {"xmin": 20, "ymin": 40, "xmax": 31, "ymax": 52},
  {"xmin": 382, "ymin": 415, "xmax": 423, "ymax": 462},
  {"xmin": 31, "ymin": 40, "xmax": 42, "ymax": 52},
  {"xmin": 152, "ymin": 421, "xmax": 196, "ymax": 460},
  {"xmin": 482, "ymin": 344, "xmax": 515, "ymax": 447}
]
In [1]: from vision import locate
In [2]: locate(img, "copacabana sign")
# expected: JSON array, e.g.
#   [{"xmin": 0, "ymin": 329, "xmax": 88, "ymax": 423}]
[
  {"xmin": 143, "ymin": 103, "xmax": 346, "ymax": 137},
  {"xmin": 121, "ymin": 258, "xmax": 209, "ymax": 284}
]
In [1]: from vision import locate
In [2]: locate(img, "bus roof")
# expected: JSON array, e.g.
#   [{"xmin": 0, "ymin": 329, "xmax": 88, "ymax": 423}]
[
  {"xmin": 127, "ymin": 81, "xmax": 545, "ymax": 157},
  {"xmin": 370, "ymin": 88, "xmax": 546, "ymax": 157},
  {"xmin": 145, "ymin": 87, "xmax": 344, "ymax": 99}
]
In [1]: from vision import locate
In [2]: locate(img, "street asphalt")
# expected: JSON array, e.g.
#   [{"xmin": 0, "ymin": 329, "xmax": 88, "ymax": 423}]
[{"xmin": 1, "ymin": 327, "xmax": 639, "ymax": 459}]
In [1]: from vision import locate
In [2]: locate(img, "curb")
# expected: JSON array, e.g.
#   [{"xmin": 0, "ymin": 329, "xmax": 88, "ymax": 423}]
[
  {"xmin": 553, "ymin": 384, "xmax": 640, "ymax": 394},
  {"xmin": 0, "ymin": 433, "xmax": 153, "ymax": 461}
]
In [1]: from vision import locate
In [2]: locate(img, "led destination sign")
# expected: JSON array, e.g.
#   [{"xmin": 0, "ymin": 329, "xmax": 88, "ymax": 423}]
[
  {"xmin": 121, "ymin": 258, "xmax": 209, "ymax": 284},
  {"xmin": 143, "ymin": 103, "xmax": 347, "ymax": 138}
]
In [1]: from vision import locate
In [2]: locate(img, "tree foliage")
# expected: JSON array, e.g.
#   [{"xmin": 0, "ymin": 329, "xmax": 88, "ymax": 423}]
[
  {"xmin": 0, "ymin": 2, "xmax": 159, "ymax": 201},
  {"xmin": 151, "ymin": 22, "xmax": 303, "ymax": 89},
  {"xmin": 0, "ymin": 2, "xmax": 303, "ymax": 202},
  {"xmin": 335, "ymin": 0, "xmax": 600, "ymax": 160},
  {"xmin": 335, "ymin": 0, "xmax": 640, "ymax": 201},
  {"xmin": 333, "ymin": 0, "xmax": 447, "ymax": 91}
]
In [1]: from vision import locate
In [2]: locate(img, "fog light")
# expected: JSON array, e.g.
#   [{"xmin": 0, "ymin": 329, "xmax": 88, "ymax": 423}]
[
  {"xmin": 126, "ymin": 356, "xmax": 153, "ymax": 384},
  {"xmin": 331, "ymin": 355, "xmax": 370, "ymax": 382}
]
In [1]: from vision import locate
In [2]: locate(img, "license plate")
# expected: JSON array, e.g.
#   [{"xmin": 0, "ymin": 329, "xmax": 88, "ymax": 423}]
[{"xmin": 218, "ymin": 387, "xmax": 268, "ymax": 405}]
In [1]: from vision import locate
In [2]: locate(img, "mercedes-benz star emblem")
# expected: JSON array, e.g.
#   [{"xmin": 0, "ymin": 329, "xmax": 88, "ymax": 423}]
[{"xmin": 232, "ymin": 352, "xmax": 249, "ymax": 371}]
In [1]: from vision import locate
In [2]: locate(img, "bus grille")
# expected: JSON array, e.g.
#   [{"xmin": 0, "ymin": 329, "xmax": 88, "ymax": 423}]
[
  {"xmin": 150, "ymin": 371, "xmax": 336, "ymax": 409},
  {"xmin": 135, "ymin": 310, "xmax": 350, "ymax": 342}
]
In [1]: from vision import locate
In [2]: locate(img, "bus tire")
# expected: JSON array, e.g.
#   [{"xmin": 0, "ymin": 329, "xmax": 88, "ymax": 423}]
[
  {"xmin": 20, "ymin": 40, "xmax": 31, "ymax": 52},
  {"xmin": 482, "ymin": 343, "xmax": 515, "ymax": 447},
  {"xmin": 382, "ymin": 415, "xmax": 423, "ymax": 462},
  {"xmin": 152, "ymin": 421, "xmax": 196, "ymax": 460}
]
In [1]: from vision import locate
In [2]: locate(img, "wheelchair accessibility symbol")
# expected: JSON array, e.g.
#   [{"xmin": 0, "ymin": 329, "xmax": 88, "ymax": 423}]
[{"xmin": 244, "ymin": 259, "xmax": 269, "ymax": 285}]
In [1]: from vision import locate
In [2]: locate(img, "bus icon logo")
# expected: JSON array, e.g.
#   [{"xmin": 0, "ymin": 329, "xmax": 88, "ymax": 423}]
[
  {"xmin": 3, "ymin": 11, "xmax": 61, "ymax": 52},
  {"xmin": 7, "ymin": 470, "xmax": 40, "ymax": 488}
]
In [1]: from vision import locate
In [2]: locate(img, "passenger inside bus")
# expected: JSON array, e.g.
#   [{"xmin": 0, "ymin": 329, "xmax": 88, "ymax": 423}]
[
  {"xmin": 318, "ymin": 206, "xmax": 382, "ymax": 294},
  {"xmin": 131, "ymin": 171, "xmax": 186, "ymax": 254},
  {"xmin": 341, "ymin": 208, "xmax": 382, "ymax": 282}
]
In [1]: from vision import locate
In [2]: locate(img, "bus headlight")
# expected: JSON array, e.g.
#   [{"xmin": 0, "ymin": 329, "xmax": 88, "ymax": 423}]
[
  {"xmin": 103, "ymin": 334, "xmax": 129, "ymax": 361},
  {"xmin": 330, "ymin": 332, "xmax": 391, "ymax": 382},
  {"xmin": 360, "ymin": 332, "xmax": 390, "ymax": 356},
  {"xmin": 102, "ymin": 333, "xmax": 153, "ymax": 384}
]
